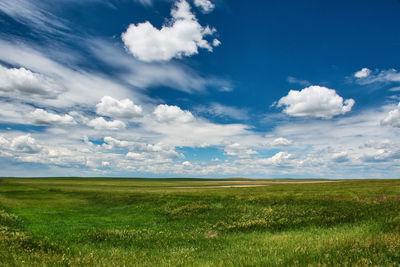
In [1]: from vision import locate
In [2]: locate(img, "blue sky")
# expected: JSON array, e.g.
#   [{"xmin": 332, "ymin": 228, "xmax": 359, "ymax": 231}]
[{"xmin": 0, "ymin": 0, "xmax": 400, "ymax": 178}]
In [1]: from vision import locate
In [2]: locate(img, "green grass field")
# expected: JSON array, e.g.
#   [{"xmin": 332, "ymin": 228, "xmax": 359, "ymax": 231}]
[{"xmin": 1, "ymin": 178, "xmax": 400, "ymax": 266}]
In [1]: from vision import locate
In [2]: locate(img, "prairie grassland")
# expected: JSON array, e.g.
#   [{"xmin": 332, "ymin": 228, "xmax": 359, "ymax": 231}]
[{"xmin": 0, "ymin": 178, "xmax": 400, "ymax": 266}]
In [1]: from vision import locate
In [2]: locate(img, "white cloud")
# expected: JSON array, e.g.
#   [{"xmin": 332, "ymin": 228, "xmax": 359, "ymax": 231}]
[
  {"xmin": 96, "ymin": 96, "xmax": 143, "ymax": 119},
  {"xmin": 277, "ymin": 85, "xmax": 355, "ymax": 118},
  {"xmin": 125, "ymin": 145, "xmax": 182, "ymax": 163},
  {"xmin": 142, "ymin": 115, "xmax": 255, "ymax": 148},
  {"xmin": 10, "ymin": 134, "xmax": 41, "ymax": 153},
  {"xmin": 354, "ymin": 68, "xmax": 371, "ymax": 78},
  {"xmin": 102, "ymin": 161, "xmax": 110, "ymax": 167},
  {"xmin": 194, "ymin": 0, "xmax": 215, "ymax": 13},
  {"xmin": 258, "ymin": 152, "xmax": 294, "ymax": 165},
  {"xmin": 0, "ymin": 65, "xmax": 62, "ymax": 99},
  {"xmin": 122, "ymin": 0, "xmax": 218, "ymax": 62},
  {"xmin": 87, "ymin": 117, "xmax": 126, "ymax": 130},
  {"xmin": 29, "ymin": 109, "xmax": 76, "ymax": 126},
  {"xmin": 126, "ymin": 152, "xmax": 143, "ymax": 160},
  {"xmin": 224, "ymin": 143, "xmax": 258, "ymax": 158},
  {"xmin": 125, "ymin": 150, "xmax": 180, "ymax": 164},
  {"xmin": 355, "ymin": 69, "xmax": 400, "ymax": 85},
  {"xmin": 0, "ymin": 136, "xmax": 10, "ymax": 156},
  {"xmin": 212, "ymin": 39, "xmax": 221, "ymax": 47},
  {"xmin": 103, "ymin": 136, "xmax": 130, "ymax": 150},
  {"xmin": 182, "ymin": 161, "xmax": 192, "ymax": 168},
  {"xmin": 381, "ymin": 103, "xmax": 400, "ymax": 128},
  {"xmin": 0, "ymin": 136, "xmax": 9, "ymax": 146},
  {"xmin": 103, "ymin": 136, "xmax": 150, "ymax": 151},
  {"xmin": 375, "ymin": 69, "xmax": 400, "ymax": 82},
  {"xmin": 153, "ymin": 104, "xmax": 194, "ymax": 123},
  {"xmin": 270, "ymin": 137, "xmax": 293, "ymax": 147},
  {"xmin": 102, "ymin": 137, "xmax": 181, "ymax": 162}
]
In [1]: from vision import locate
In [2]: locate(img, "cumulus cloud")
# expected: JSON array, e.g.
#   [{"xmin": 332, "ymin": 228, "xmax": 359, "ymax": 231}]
[
  {"xmin": 224, "ymin": 143, "xmax": 258, "ymax": 158},
  {"xmin": 126, "ymin": 148, "xmax": 181, "ymax": 163},
  {"xmin": 277, "ymin": 85, "xmax": 355, "ymax": 118},
  {"xmin": 87, "ymin": 117, "xmax": 126, "ymax": 130},
  {"xmin": 0, "ymin": 65, "xmax": 62, "ymax": 99},
  {"xmin": 381, "ymin": 103, "xmax": 400, "ymax": 128},
  {"xmin": 270, "ymin": 137, "xmax": 293, "ymax": 147},
  {"xmin": 103, "ymin": 136, "xmax": 130, "ymax": 150},
  {"xmin": 258, "ymin": 152, "xmax": 294, "ymax": 165},
  {"xmin": 103, "ymin": 136, "xmax": 153, "ymax": 151},
  {"xmin": 10, "ymin": 134, "xmax": 41, "ymax": 153},
  {"xmin": 96, "ymin": 96, "xmax": 143, "ymax": 119},
  {"xmin": 182, "ymin": 161, "xmax": 192, "ymax": 168},
  {"xmin": 102, "ymin": 137, "xmax": 180, "ymax": 160},
  {"xmin": 121, "ymin": 0, "xmax": 218, "ymax": 62},
  {"xmin": 153, "ymin": 104, "xmax": 194, "ymax": 123},
  {"xmin": 354, "ymin": 68, "xmax": 371, "ymax": 78},
  {"xmin": 194, "ymin": 0, "xmax": 215, "ymax": 13},
  {"xmin": 101, "ymin": 161, "xmax": 110, "ymax": 167},
  {"xmin": 29, "ymin": 109, "xmax": 76, "ymax": 126}
]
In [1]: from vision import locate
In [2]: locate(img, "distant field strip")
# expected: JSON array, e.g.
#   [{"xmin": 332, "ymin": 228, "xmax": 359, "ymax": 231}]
[
  {"xmin": 183, "ymin": 180, "xmax": 342, "ymax": 184},
  {"xmin": 170, "ymin": 184, "xmax": 268, "ymax": 188}
]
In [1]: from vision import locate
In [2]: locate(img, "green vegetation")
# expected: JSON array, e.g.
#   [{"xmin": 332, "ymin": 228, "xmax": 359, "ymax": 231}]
[{"xmin": 0, "ymin": 178, "xmax": 400, "ymax": 266}]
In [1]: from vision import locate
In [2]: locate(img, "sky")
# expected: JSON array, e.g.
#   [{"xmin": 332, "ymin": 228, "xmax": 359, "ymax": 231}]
[{"xmin": 0, "ymin": 0, "xmax": 400, "ymax": 178}]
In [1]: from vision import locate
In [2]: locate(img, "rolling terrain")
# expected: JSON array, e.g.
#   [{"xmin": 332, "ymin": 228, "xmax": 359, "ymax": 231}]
[{"xmin": 0, "ymin": 178, "xmax": 400, "ymax": 266}]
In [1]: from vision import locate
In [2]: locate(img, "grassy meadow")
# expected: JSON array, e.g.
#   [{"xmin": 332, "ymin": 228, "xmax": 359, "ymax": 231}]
[{"xmin": 0, "ymin": 178, "xmax": 400, "ymax": 266}]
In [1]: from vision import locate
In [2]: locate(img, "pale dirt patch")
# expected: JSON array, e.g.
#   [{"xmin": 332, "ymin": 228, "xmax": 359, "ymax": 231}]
[{"xmin": 204, "ymin": 230, "xmax": 218, "ymax": 239}]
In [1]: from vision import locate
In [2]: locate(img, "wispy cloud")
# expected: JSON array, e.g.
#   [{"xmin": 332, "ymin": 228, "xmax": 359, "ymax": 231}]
[
  {"xmin": 354, "ymin": 68, "xmax": 400, "ymax": 85},
  {"xmin": 88, "ymin": 39, "xmax": 232, "ymax": 94},
  {"xmin": 195, "ymin": 103, "xmax": 250, "ymax": 121},
  {"xmin": 0, "ymin": 0, "xmax": 69, "ymax": 34},
  {"xmin": 287, "ymin": 76, "xmax": 311, "ymax": 86}
]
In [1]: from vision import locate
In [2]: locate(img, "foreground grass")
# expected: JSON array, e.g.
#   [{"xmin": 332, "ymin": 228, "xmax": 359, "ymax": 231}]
[{"xmin": 0, "ymin": 178, "xmax": 400, "ymax": 266}]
